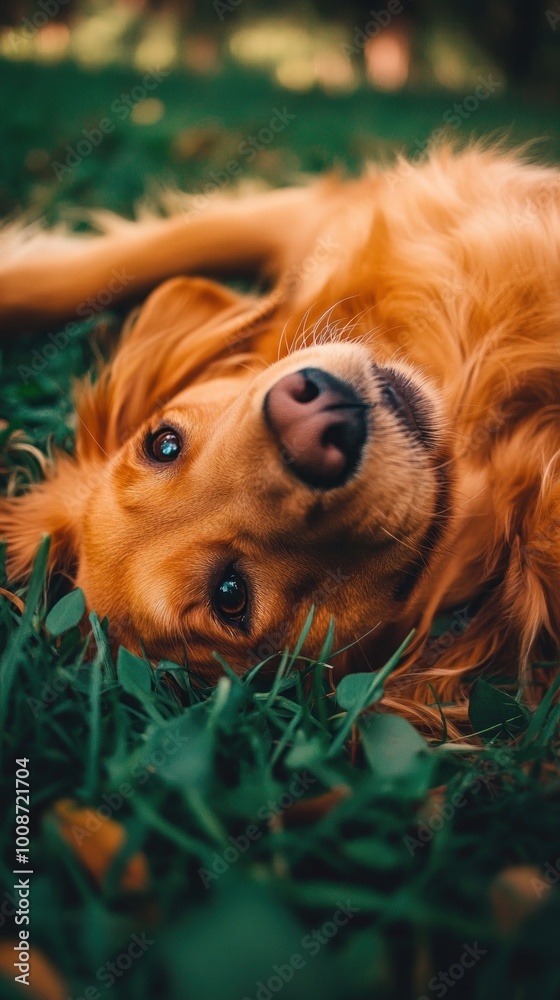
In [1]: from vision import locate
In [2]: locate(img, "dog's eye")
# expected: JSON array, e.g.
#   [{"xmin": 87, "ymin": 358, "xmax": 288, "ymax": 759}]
[
  {"xmin": 148, "ymin": 428, "xmax": 182, "ymax": 463},
  {"xmin": 214, "ymin": 567, "xmax": 248, "ymax": 623}
]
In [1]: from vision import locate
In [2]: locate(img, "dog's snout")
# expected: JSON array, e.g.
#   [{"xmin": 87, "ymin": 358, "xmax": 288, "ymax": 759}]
[{"xmin": 264, "ymin": 367, "xmax": 367, "ymax": 488}]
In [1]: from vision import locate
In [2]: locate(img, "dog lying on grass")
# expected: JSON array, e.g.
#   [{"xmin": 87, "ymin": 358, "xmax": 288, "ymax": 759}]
[{"xmin": 1, "ymin": 143, "xmax": 559, "ymax": 735}]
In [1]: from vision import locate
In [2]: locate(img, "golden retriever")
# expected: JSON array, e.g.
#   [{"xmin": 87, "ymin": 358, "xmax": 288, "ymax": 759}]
[{"xmin": 1, "ymin": 143, "xmax": 560, "ymax": 735}]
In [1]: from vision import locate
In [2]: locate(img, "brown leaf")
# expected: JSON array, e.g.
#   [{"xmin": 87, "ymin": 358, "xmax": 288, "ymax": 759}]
[
  {"xmin": 490, "ymin": 865, "xmax": 549, "ymax": 933},
  {"xmin": 52, "ymin": 798, "xmax": 148, "ymax": 892},
  {"xmin": 272, "ymin": 785, "xmax": 351, "ymax": 829}
]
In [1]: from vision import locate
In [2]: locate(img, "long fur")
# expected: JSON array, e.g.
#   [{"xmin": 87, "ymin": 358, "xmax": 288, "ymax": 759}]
[{"xmin": 2, "ymin": 142, "xmax": 560, "ymax": 738}]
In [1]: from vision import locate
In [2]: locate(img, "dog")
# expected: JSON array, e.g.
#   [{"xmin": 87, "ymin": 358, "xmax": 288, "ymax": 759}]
[{"xmin": 1, "ymin": 143, "xmax": 560, "ymax": 736}]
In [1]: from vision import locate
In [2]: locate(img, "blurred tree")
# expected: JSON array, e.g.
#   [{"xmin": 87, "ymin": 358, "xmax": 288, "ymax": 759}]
[
  {"xmin": 406, "ymin": 0, "xmax": 547, "ymax": 85},
  {"xmin": 312, "ymin": 0, "xmax": 548, "ymax": 85},
  {"xmin": 0, "ymin": 0, "xmax": 72, "ymax": 26},
  {"xmin": 0, "ymin": 0, "xmax": 557, "ymax": 97}
]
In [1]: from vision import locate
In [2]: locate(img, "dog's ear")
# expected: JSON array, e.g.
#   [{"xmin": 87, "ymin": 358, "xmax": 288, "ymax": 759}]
[
  {"xmin": 0, "ymin": 454, "xmax": 86, "ymax": 583},
  {"xmin": 75, "ymin": 276, "xmax": 281, "ymax": 459},
  {"xmin": 1, "ymin": 276, "xmax": 281, "ymax": 581}
]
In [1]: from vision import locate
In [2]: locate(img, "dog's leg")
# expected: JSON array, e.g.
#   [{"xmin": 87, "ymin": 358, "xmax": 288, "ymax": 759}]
[{"xmin": 0, "ymin": 183, "xmax": 332, "ymax": 332}]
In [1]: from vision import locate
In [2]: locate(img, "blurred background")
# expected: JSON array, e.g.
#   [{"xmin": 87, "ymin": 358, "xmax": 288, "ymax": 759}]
[
  {"xmin": 0, "ymin": 0, "xmax": 558, "ymax": 219},
  {"xmin": 0, "ymin": 17, "xmax": 560, "ymax": 998}
]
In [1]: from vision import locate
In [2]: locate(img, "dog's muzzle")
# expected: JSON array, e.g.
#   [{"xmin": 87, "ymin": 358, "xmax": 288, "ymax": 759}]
[{"xmin": 264, "ymin": 367, "xmax": 368, "ymax": 489}]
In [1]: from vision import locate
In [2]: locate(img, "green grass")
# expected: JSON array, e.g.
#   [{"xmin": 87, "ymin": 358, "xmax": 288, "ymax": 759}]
[
  {"xmin": 2, "ymin": 559, "xmax": 560, "ymax": 1000},
  {"xmin": 1, "ymin": 56, "xmax": 560, "ymax": 1000}
]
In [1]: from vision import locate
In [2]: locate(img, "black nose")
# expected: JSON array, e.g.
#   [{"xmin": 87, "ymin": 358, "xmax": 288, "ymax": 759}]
[{"xmin": 264, "ymin": 367, "xmax": 367, "ymax": 488}]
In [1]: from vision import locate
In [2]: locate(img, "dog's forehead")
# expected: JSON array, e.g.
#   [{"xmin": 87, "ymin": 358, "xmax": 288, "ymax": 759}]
[{"xmin": 168, "ymin": 375, "xmax": 251, "ymax": 410}]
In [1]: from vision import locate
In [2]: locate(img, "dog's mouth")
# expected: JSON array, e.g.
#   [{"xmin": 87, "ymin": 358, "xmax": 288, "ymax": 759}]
[
  {"xmin": 264, "ymin": 361, "xmax": 436, "ymax": 491},
  {"xmin": 373, "ymin": 366, "xmax": 433, "ymax": 446}
]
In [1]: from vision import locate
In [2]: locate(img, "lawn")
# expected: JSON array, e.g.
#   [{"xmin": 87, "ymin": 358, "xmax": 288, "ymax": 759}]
[{"xmin": 1, "ymin": 55, "xmax": 560, "ymax": 1000}]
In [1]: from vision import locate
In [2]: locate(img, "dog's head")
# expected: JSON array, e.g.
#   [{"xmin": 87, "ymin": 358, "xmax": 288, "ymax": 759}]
[
  {"xmin": 1, "ymin": 276, "xmax": 450, "ymax": 678},
  {"xmin": 77, "ymin": 343, "xmax": 450, "ymax": 675}
]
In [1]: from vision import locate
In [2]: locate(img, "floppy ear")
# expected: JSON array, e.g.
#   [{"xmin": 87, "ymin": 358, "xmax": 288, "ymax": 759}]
[
  {"xmin": 0, "ymin": 454, "xmax": 86, "ymax": 583},
  {"xmin": 1, "ymin": 276, "xmax": 282, "ymax": 581},
  {"xmin": 75, "ymin": 275, "xmax": 282, "ymax": 459}
]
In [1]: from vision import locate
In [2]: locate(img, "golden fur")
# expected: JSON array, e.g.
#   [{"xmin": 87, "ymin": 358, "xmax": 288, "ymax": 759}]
[{"xmin": 2, "ymin": 144, "xmax": 560, "ymax": 736}]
